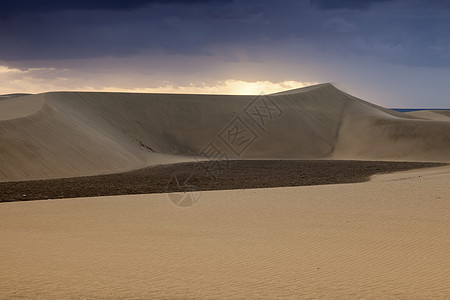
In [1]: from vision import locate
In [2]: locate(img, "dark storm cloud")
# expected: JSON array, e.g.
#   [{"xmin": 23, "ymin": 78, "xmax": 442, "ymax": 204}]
[
  {"xmin": 0, "ymin": 0, "xmax": 228, "ymax": 60},
  {"xmin": 0, "ymin": 0, "xmax": 226, "ymax": 17},
  {"xmin": 310, "ymin": 0, "xmax": 393, "ymax": 10},
  {"xmin": 0, "ymin": 0, "xmax": 450, "ymax": 69}
]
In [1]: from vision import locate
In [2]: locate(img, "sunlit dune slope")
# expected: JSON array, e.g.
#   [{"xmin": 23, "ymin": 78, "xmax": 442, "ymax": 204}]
[{"xmin": 0, "ymin": 83, "xmax": 449, "ymax": 181}]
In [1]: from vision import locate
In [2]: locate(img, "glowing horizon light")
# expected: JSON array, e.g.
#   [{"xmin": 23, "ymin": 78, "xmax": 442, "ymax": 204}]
[
  {"xmin": 0, "ymin": 64, "xmax": 318, "ymax": 95},
  {"xmin": 101, "ymin": 80, "xmax": 319, "ymax": 95}
]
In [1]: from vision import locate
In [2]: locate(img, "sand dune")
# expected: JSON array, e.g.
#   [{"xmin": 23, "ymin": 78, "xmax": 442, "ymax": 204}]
[
  {"xmin": 0, "ymin": 93, "xmax": 32, "ymax": 100},
  {"xmin": 1, "ymin": 85, "xmax": 450, "ymax": 299},
  {"xmin": 1, "ymin": 165, "xmax": 449, "ymax": 299},
  {"xmin": 405, "ymin": 110, "xmax": 450, "ymax": 121},
  {"xmin": 1, "ymin": 83, "xmax": 449, "ymax": 181},
  {"xmin": 0, "ymin": 94, "xmax": 44, "ymax": 121}
]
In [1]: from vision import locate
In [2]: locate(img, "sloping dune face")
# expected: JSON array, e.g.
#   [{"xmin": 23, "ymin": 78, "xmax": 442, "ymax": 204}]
[
  {"xmin": 333, "ymin": 102, "xmax": 450, "ymax": 162},
  {"xmin": 0, "ymin": 84, "xmax": 449, "ymax": 181},
  {"xmin": 405, "ymin": 110, "xmax": 450, "ymax": 121}
]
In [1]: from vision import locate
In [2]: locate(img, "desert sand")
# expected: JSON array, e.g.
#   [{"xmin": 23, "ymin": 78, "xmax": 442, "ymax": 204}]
[
  {"xmin": 1, "ymin": 165, "xmax": 449, "ymax": 299},
  {"xmin": 405, "ymin": 110, "xmax": 450, "ymax": 121},
  {"xmin": 1, "ymin": 84, "xmax": 450, "ymax": 299},
  {"xmin": 1, "ymin": 83, "xmax": 450, "ymax": 182}
]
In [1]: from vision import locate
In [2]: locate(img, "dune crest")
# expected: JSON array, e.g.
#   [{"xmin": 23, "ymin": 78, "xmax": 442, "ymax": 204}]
[{"xmin": 0, "ymin": 84, "xmax": 449, "ymax": 181}]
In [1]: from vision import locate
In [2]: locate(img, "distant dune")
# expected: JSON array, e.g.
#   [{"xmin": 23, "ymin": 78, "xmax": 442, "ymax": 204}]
[
  {"xmin": 1, "ymin": 83, "xmax": 449, "ymax": 181},
  {"xmin": 405, "ymin": 109, "xmax": 450, "ymax": 121},
  {"xmin": 0, "ymin": 93, "xmax": 32, "ymax": 100}
]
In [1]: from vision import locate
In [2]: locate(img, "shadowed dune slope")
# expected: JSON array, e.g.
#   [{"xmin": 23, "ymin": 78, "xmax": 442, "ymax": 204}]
[{"xmin": 0, "ymin": 83, "xmax": 449, "ymax": 181}]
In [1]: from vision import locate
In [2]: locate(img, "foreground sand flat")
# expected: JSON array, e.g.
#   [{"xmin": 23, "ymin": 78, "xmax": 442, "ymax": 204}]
[{"xmin": 1, "ymin": 166, "xmax": 449, "ymax": 299}]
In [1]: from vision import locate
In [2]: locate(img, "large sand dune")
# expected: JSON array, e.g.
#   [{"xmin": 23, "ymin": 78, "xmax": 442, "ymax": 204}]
[{"xmin": 1, "ymin": 83, "xmax": 449, "ymax": 181}]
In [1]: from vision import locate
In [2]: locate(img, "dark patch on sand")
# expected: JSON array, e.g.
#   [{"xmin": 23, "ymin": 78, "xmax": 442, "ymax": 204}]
[{"xmin": 0, "ymin": 160, "xmax": 445, "ymax": 202}]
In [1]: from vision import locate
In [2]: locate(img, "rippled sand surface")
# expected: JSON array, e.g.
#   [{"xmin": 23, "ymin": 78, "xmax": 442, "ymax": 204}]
[{"xmin": 1, "ymin": 166, "xmax": 449, "ymax": 299}]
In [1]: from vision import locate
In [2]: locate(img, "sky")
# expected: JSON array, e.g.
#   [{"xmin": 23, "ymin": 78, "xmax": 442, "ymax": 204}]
[{"xmin": 0, "ymin": 0, "xmax": 449, "ymax": 107}]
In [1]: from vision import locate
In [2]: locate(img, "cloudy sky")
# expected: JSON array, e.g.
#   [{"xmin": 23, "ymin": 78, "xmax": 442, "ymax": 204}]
[{"xmin": 0, "ymin": 0, "xmax": 449, "ymax": 107}]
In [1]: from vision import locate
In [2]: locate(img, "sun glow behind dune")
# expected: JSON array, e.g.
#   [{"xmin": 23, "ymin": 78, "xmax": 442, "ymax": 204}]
[
  {"xmin": 0, "ymin": 65, "xmax": 316, "ymax": 95},
  {"xmin": 100, "ymin": 80, "xmax": 318, "ymax": 95}
]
